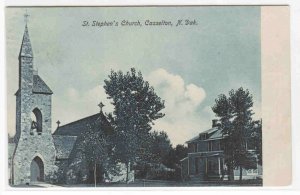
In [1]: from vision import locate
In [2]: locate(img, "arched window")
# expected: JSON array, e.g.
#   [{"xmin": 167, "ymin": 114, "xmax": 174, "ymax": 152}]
[{"xmin": 31, "ymin": 108, "xmax": 42, "ymax": 134}]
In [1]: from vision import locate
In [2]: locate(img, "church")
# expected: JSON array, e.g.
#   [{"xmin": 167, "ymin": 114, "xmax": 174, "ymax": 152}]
[{"xmin": 8, "ymin": 23, "xmax": 132, "ymax": 186}]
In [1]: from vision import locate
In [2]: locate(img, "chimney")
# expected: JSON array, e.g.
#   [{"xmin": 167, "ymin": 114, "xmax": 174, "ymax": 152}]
[{"xmin": 212, "ymin": 119, "xmax": 219, "ymax": 128}]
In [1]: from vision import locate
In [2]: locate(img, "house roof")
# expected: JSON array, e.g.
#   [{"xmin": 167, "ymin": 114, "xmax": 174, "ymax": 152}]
[
  {"xmin": 199, "ymin": 127, "xmax": 219, "ymax": 135},
  {"xmin": 52, "ymin": 135, "xmax": 77, "ymax": 159},
  {"xmin": 186, "ymin": 127, "xmax": 223, "ymax": 143},
  {"xmin": 186, "ymin": 135, "xmax": 199, "ymax": 144},
  {"xmin": 208, "ymin": 129, "xmax": 223, "ymax": 140},
  {"xmin": 53, "ymin": 112, "xmax": 112, "ymax": 137},
  {"xmin": 32, "ymin": 74, "xmax": 53, "ymax": 94}
]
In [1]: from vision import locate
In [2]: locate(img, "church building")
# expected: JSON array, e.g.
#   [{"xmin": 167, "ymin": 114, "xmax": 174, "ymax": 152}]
[{"xmin": 9, "ymin": 22, "xmax": 132, "ymax": 185}]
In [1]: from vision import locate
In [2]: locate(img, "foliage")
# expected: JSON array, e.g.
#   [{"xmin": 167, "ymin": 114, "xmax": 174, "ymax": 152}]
[
  {"xmin": 45, "ymin": 169, "xmax": 59, "ymax": 184},
  {"xmin": 249, "ymin": 120, "xmax": 262, "ymax": 165},
  {"xmin": 163, "ymin": 144, "xmax": 188, "ymax": 169},
  {"xmin": 135, "ymin": 139, "xmax": 188, "ymax": 181},
  {"xmin": 148, "ymin": 130, "xmax": 172, "ymax": 163},
  {"xmin": 104, "ymin": 68, "xmax": 165, "ymax": 182},
  {"xmin": 77, "ymin": 118, "xmax": 117, "ymax": 185},
  {"xmin": 212, "ymin": 87, "xmax": 261, "ymax": 181}
]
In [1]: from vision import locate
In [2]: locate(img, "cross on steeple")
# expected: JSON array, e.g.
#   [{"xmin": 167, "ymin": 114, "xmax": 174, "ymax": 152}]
[
  {"xmin": 98, "ymin": 102, "xmax": 105, "ymax": 112},
  {"xmin": 24, "ymin": 9, "xmax": 30, "ymax": 25},
  {"xmin": 56, "ymin": 120, "xmax": 61, "ymax": 128}
]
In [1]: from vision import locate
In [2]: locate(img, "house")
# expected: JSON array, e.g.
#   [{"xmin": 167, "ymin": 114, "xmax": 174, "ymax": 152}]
[{"xmin": 180, "ymin": 120, "xmax": 262, "ymax": 181}]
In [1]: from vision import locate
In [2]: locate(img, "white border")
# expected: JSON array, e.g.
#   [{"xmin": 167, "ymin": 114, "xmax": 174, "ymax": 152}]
[{"xmin": 1, "ymin": 0, "xmax": 300, "ymax": 194}]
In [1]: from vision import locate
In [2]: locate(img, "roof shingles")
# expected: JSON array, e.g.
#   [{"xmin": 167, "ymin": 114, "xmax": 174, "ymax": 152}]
[
  {"xmin": 32, "ymin": 74, "xmax": 53, "ymax": 94},
  {"xmin": 53, "ymin": 135, "xmax": 77, "ymax": 159},
  {"xmin": 53, "ymin": 112, "xmax": 112, "ymax": 137},
  {"xmin": 186, "ymin": 127, "xmax": 223, "ymax": 143},
  {"xmin": 52, "ymin": 112, "xmax": 113, "ymax": 160}
]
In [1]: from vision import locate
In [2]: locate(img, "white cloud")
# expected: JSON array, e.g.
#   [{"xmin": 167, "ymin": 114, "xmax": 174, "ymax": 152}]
[
  {"xmin": 185, "ymin": 84, "xmax": 206, "ymax": 106},
  {"xmin": 52, "ymin": 85, "xmax": 113, "ymax": 131},
  {"xmin": 147, "ymin": 68, "xmax": 208, "ymax": 145},
  {"xmin": 52, "ymin": 68, "xmax": 209, "ymax": 145}
]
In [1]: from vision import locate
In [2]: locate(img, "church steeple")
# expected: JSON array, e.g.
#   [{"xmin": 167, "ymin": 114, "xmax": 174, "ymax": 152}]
[
  {"xmin": 19, "ymin": 24, "xmax": 33, "ymax": 58},
  {"xmin": 18, "ymin": 23, "xmax": 34, "ymax": 90}
]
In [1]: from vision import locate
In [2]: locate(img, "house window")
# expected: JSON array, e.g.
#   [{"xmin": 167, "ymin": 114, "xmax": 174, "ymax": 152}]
[
  {"xmin": 195, "ymin": 158, "xmax": 199, "ymax": 174},
  {"xmin": 188, "ymin": 143, "xmax": 197, "ymax": 152},
  {"xmin": 200, "ymin": 134, "xmax": 207, "ymax": 140},
  {"xmin": 208, "ymin": 160, "xmax": 213, "ymax": 171},
  {"xmin": 208, "ymin": 141, "xmax": 213, "ymax": 151}
]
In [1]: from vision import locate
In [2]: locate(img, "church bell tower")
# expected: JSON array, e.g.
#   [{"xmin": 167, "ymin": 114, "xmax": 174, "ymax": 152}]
[{"xmin": 12, "ymin": 19, "xmax": 57, "ymax": 185}]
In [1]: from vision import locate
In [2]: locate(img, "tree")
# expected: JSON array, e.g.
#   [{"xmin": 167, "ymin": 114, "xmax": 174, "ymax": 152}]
[
  {"xmin": 149, "ymin": 130, "xmax": 172, "ymax": 163},
  {"xmin": 104, "ymin": 68, "xmax": 165, "ymax": 182},
  {"xmin": 249, "ymin": 119, "xmax": 262, "ymax": 165},
  {"xmin": 78, "ymin": 118, "xmax": 115, "ymax": 186},
  {"xmin": 162, "ymin": 144, "xmax": 188, "ymax": 169},
  {"xmin": 212, "ymin": 87, "xmax": 259, "ymax": 181},
  {"xmin": 174, "ymin": 144, "xmax": 189, "ymax": 163}
]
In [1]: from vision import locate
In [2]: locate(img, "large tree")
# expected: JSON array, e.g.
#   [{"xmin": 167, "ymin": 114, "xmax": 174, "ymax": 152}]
[
  {"xmin": 104, "ymin": 68, "xmax": 165, "ymax": 182},
  {"xmin": 212, "ymin": 87, "xmax": 260, "ymax": 181}
]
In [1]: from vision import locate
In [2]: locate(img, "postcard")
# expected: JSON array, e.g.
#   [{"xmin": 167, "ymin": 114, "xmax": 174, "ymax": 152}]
[{"xmin": 5, "ymin": 6, "xmax": 291, "ymax": 187}]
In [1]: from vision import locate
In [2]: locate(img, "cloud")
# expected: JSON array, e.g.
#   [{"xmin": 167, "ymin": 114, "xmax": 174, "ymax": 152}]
[
  {"xmin": 52, "ymin": 68, "xmax": 210, "ymax": 145},
  {"xmin": 146, "ymin": 68, "xmax": 209, "ymax": 145},
  {"xmin": 52, "ymin": 85, "xmax": 114, "ymax": 131}
]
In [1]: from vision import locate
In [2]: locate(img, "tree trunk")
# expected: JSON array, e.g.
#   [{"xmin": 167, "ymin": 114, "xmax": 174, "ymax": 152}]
[
  {"xmin": 228, "ymin": 164, "xmax": 234, "ymax": 181},
  {"xmin": 239, "ymin": 166, "xmax": 243, "ymax": 182},
  {"xmin": 94, "ymin": 161, "xmax": 97, "ymax": 187},
  {"xmin": 126, "ymin": 162, "xmax": 129, "ymax": 183}
]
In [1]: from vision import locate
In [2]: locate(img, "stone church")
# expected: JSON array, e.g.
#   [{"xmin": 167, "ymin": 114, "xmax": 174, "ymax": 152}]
[{"xmin": 8, "ymin": 23, "xmax": 132, "ymax": 185}]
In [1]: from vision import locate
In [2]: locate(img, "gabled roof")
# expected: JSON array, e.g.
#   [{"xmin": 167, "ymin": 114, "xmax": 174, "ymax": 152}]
[
  {"xmin": 209, "ymin": 129, "xmax": 223, "ymax": 140},
  {"xmin": 15, "ymin": 74, "xmax": 53, "ymax": 95},
  {"xmin": 53, "ymin": 112, "xmax": 112, "ymax": 137},
  {"xmin": 186, "ymin": 127, "xmax": 223, "ymax": 143},
  {"xmin": 52, "ymin": 135, "xmax": 77, "ymax": 159},
  {"xmin": 32, "ymin": 74, "xmax": 53, "ymax": 94},
  {"xmin": 186, "ymin": 135, "xmax": 199, "ymax": 144},
  {"xmin": 199, "ymin": 127, "xmax": 219, "ymax": 135}
]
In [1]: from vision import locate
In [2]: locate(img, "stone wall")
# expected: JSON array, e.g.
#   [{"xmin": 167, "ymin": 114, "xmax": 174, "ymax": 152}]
[{"xmin": 13, "ymin": 60, "xmax": 57, "ymax": 185}]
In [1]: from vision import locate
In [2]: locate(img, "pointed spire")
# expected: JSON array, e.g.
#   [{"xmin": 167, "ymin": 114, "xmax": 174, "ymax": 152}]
[{"xmin": 19, "ymin": 24, "xmax": 33, "ymax": 58}]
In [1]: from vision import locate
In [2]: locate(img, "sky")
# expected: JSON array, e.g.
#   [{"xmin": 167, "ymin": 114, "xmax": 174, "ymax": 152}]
[{"xmin": 6, "ymin": 6, "xmax": 261, "ymax": 146}]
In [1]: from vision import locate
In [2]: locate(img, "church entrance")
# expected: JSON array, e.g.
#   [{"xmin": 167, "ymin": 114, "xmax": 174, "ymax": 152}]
[{"xmin": 30, "ymin": 156, "xmax": 44, "ymax": 183}]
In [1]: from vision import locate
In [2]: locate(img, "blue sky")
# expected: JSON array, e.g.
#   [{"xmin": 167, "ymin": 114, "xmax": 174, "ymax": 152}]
[{"xmin": 6, "ymin": 7, "xmax": 261, "ymax": 145}]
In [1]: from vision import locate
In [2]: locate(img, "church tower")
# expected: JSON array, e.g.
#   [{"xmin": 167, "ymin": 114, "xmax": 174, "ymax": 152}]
[{"xmin": 12, "ymin": 23, "xmax": 57, "ymax": 185}]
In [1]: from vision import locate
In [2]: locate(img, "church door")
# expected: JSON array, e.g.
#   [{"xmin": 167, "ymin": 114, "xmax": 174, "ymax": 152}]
[{"xmin": 30, "ymin": 156, "xmax": 44, "ymax": 182}]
